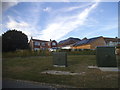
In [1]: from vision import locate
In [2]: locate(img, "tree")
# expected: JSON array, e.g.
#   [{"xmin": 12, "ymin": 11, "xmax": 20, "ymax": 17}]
[{"xmin": 2, "ymin": 30, "xmax": 28, "ymax": 52}]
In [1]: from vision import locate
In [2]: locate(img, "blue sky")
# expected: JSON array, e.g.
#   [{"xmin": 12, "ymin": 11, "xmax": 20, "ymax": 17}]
[{"xmin": 1, "ymin": 0, "xmax": 118, "ymax": 41}]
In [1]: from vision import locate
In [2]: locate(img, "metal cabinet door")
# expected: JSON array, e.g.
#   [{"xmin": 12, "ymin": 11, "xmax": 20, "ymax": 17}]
[
  {"xmin": 96, "ymin": 46, "xmax": 117, "ymax": 67},
  {"xmin": 53, "ymin": 52, "xmax": 67, "ymax": 67}
]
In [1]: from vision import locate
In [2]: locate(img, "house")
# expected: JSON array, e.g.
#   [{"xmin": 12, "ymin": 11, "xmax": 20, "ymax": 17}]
[
  {"xmin": 29, "ymin": 37, "xmax": 57, "ymax": 51},
  {"xmin": 72, "ymin": 36, "xmax": 120, "ymax": 50},
  {"xmin": 103, "ymin": 37, "xmax": 120, "ymax": 46}
]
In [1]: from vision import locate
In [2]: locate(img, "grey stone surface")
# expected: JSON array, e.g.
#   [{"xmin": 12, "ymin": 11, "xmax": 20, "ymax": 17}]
[
  {"xmin": 99, "ymin": 67, "xmax": 119, "ymax": 71},
  {"xmin": 41, "ymin": 70, "xmax": 85, "ymax": 75},
  {"xmin": 88, "ymin": 66, "xmax": 119, "ymax": 72}
]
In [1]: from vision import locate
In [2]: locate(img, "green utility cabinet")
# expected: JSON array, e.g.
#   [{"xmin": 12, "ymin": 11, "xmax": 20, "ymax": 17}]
[
  {"xmin": 96, "ymin": 46, "xmax": 117, "ymax": 67},
  {"xmin": 53, "ymin": 52, "xmax": 67, "ymax": 67}
]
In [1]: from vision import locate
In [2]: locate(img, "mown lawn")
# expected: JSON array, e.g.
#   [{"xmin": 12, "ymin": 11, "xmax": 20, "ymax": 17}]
[{"xmin": 2, "ymin": 55, "xmax": 119, "ymax": 88}]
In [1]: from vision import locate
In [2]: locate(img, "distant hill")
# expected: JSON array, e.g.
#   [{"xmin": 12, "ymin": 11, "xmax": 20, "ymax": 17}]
[{"xmin": 58, "ymin": 37, "xmax": 81, "ymax": 47}]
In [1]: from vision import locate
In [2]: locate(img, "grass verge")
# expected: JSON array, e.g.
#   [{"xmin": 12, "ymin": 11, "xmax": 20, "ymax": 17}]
[{"xmin": 2, "ymin": 55, "xmax": 118, "ymax": 88}]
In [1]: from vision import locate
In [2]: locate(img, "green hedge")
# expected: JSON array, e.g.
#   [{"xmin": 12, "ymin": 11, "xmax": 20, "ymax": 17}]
[
  {"xmin": 67, "ymin": 50, "xmax": 96, "ymax": 55},
  {"xmin": 57, "ymin": 49, "xmax": 96, "ymax": 55},
  {"xmin": 3, "ymin": 49, "xmax": 96, "ymax": 58},
  {"xmin": 2, "ymin": 50, "xmax": 52, "ymax": 58}
]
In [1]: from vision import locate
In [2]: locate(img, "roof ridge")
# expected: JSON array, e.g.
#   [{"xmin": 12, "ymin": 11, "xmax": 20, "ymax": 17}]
[
  {"xmin": 32, "ymin": 39, "xmax": 49, "ymax": 42},
  {"xmin": 73, "ymin": 36, "xmax": 102, "ymax": 46}
]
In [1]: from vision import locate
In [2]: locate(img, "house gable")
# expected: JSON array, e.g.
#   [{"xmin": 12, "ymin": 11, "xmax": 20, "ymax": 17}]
[{"xmin": 90, "ymin": 37, "xmax": 106, "ymax": 49}]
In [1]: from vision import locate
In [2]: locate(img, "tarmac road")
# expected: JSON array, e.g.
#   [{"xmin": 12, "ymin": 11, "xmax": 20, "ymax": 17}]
[
  {"xmin": 2, "ymin": 78, "xmax": 75, "ymax": 90},
  {"xmin": 2, "ymin": 78, "xmax": 55, "ymax": 89}
]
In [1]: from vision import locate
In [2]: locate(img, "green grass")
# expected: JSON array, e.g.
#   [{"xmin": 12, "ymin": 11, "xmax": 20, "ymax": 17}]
[{"xmin": 3, "ymin": 55, "xmax": 118, "ymax": 88}]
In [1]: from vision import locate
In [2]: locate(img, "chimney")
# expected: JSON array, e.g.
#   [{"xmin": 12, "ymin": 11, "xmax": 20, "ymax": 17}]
[{"xmin": 50, "ymin": 39, "xmax": 52, "ymax": 41}]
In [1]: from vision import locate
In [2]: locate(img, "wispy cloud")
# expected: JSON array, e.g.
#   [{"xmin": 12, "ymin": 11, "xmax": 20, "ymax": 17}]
[
  {"xmin": 4, "ymin": 2, "xmax": 98, "ymax": 40},
  {"xmin": 4, "ymin": 3, "xmax": 42, "ymax": 40},
  {"xmin": 6, "ymin": 16, "xmax": 40, "ymax": 39},
  {"xmin": 2, "ymin": 2, "xmax": 19, "ymax": 12},
  {"xmin": 40, "ymin": 1, "xmax": 99, "ymax": 41},
  {"xmin": 43, "ymin": 7, "xmax": 52, "ymax": 12},
  {"xmin": 63, "ymin": 3, "xmax": 93, "ymax": 12}
]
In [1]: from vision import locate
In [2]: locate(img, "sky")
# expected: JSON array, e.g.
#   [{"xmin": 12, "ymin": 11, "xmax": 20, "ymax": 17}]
[{"xmin": 1, "ymin": 0, "xmax": 118, "ymax": 42}]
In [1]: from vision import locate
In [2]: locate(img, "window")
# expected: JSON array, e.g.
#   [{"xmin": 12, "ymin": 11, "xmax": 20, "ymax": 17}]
[
  {"xmin": 34, "ymin": 42, "xmax": 40, "ymax": 46},
  {"xmin": 52, "ymin": 42, "xmax": 56, "ymax": 46},
  {"xmin": 108, "ymin": 41, "xmax": 116, "ymax": 46},
  {"xmin": 42, "ymin": 42, "xmax": 45, "ymax": 46},
  {"xmin": 48, "ymin": 42, "xmax": 50, "ymax": 46}
]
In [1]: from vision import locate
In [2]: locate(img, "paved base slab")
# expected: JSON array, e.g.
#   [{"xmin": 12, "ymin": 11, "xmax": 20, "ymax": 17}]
[
  {"xmin": 88, "ymin": 66, "xmax": 119, "ymax": 72},
  {"xmin": 88, "ymin": 66, "xmax": 98, "ymax": 69},
  {"xmin": 41, "ymin": 70, "xmax": 85, "ymax": 75},
  {"xmin": 53, "ymin": 65, "xmax": 66, "ymax": 67},
  {"xmin": 99, "ymin": 67, "xmax": 119, "ymax": 72}
]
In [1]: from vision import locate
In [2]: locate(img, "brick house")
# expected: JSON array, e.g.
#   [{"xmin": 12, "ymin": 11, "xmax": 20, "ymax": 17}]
[
  {"xmin": 29, "ymin": 37, "xmax": 57, "ymax": 51},
  {"xmin": 103, "ymin": 37, "xmax": 120, "ymax": 46},
  {"xmin": 72, "ymin": 36, "xmax": 120, "ymax": 50}
]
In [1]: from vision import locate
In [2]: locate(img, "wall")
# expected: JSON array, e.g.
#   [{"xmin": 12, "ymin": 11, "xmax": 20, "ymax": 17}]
[
  {"xmin": 29, "ymin": 40, "xmax": 34, "ymax": 51},
  {"xmin": 72, "ymin": 44, "xmax": 91, "ymax": 49},
  {"xmin": 90, "ymin": 37, "xmax": 106, "ymax": 49}
]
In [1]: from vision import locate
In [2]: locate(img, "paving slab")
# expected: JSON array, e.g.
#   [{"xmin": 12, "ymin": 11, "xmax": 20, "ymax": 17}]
[
  {"xmin": 41, "ymin": 70, "xmax": 85, "ymax": 75},
  {"xmin": 88, "ymin": 66, "xmax": 119, "ymax": 72},
  {"xmin": 99, "ymin": 67, "xmax": 119, "ymax": 72}
]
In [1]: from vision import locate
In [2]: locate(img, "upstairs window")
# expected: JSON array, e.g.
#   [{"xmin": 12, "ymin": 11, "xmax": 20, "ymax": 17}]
[
  {"xmin": 42, "ymin": 42, "xmax": 45, "ymax": 46},
  {"xmin": 52, "ymin": 42, "xmax": 56, "ymax": 46},
  {"xmin": 34, "ymin": 42, "xmax": 40, "ymax": 46},
  {"xmin": 108, "ymin": 41, "xmax": 114, "ymax": 46},
  {"xmin": 48, "ymin": 42, "xmax": 50, "ymax": 46}
]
